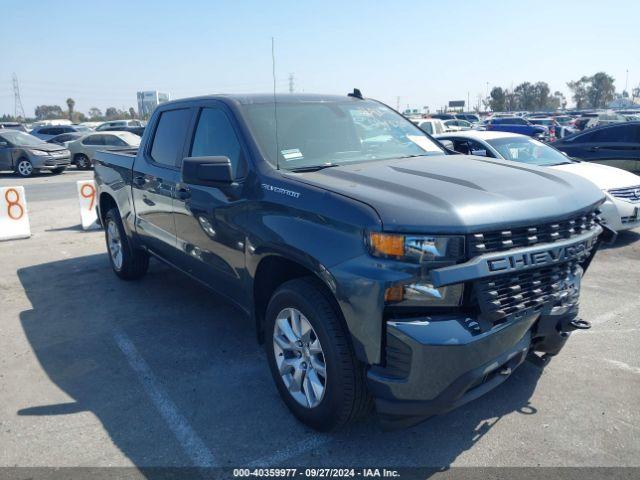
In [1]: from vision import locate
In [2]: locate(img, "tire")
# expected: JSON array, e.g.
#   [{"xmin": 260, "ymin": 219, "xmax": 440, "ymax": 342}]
[
  {"xmin": 75, "ymin": 154, "xmax": 91, "ymax": 170},
  {"xmin": 265, "ymin": 277, "xmax": 371, "ymax": 431},
  {"xmin": 15, "ymin": 158, "xmax": 34, "ymax": 177},
  {"xmin": 104, "ymin": 208, "xmax": 149, "ymax": 280},
  {"xmin": 51, "ymin": 167, "xmax": 66, "ymax": 174}
]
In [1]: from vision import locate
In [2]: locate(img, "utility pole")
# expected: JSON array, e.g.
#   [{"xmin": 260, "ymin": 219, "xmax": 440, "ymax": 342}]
[
  {"xmin": 396, "ymin": 96, "xmax": 400, "ymax": 111},
  {"xmin": 288, "ymin": 73, "xmax": 295, "ymax": 93},
  {"xmin": 12, "ymin": 73, "xmax": 26, "ymax": 120},
  {"xmin": 625, "ymin": 69, "xmax": 629, "ymax": 94}
]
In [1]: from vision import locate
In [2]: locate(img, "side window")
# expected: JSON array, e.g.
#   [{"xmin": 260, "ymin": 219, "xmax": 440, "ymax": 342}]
[
  {"xmin": 150, "ymin": 109, "xmax": 191, "ymax": 167},
  {"xmin": 83, "ymin": 135, "xmax": 96, "ymax": 145},
  {"xmin": 435, "ymin": 122, "xmax": 444, "ymax": 134},
  {"xmin": 419, "ymin": 122, "xmax": 433, "ymax": 134},
  {"xmin": 189, "ymin": 108, "xmax": 246, "ymax": 178},
  {"xmin": 468, "ymin": 139, "xmax": 492, "ymax": 157},
  {"xmin": 104, "ymin": 135, "xmax": 126, "ymax": 146}
]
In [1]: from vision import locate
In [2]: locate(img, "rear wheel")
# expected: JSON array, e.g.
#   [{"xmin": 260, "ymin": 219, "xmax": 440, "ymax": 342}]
[
  {"xmin": 104, "ymin": 208, "xmax": 149, "ymax": 280},
  {"xmin": 75, "ymin": 154, "xmax": 91, "ymax": 170},
  {"xmin": 265, "ymin": 277, "xmax": 371, "ymax": 431},
  {"xmin": 15, "ymin": 158, "xmax": 34, "ymax": 177}
]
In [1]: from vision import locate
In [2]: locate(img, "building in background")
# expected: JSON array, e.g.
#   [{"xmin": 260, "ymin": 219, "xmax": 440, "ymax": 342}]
[{"xmin": 137, "ymin": 91, "xmax": 170, "ymax": 119}]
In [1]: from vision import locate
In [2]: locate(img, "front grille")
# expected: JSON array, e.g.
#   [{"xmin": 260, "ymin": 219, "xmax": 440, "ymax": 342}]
[
  {"xmin": 609, "ymin": 185, "xmax": 640, "ymax": 203},
  {"xmin": 474, "ymin": 261, "xmax": 580, "ymax": 326},
  {"xmin": 468, "ymin": 210, "xmax": 599, "ymax": 256}
]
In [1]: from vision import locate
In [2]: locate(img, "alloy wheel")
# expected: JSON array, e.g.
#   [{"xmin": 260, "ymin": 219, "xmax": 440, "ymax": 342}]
[
  {"xmin": 273, "ymin": 307, "xmax": 327, "ymax": 408},
  {"xmin": 107, "ymin": 220, "xmax": 123, "ymax": 270}
]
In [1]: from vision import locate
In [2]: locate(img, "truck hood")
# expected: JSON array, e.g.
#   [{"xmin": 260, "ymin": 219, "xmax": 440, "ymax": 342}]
[
  {"xmin": 551, "ymin": 161, "xmax": 640, "ymax": 191},
  {"xmin": 290, "ymin": 155, "xmax": 605, "ymax": 233}
]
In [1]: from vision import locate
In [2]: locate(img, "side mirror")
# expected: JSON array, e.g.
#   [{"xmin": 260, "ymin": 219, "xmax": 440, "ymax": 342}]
[
  {"xmin": 471, "ymin": 149, "xmax": 488, "ymax": 157},
  {"xmin": 182, "ymin": 156, "xmax": 233, "ymax": 186}
]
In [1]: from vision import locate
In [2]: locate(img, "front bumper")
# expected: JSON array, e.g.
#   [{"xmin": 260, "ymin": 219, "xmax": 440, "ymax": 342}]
[
  {"xmin": 31, "ymin": 154, "xmax": 71, "ymax": 169},
  {"xmin": 368, "ymin": 307, "xmax": 578, "ymax": 428},
  {"xmin": 600, "ymin": 195, "xmax": 640, "ymax": 231}
]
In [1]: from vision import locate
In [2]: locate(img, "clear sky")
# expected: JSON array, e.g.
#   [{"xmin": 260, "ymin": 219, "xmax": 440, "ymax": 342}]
[{"xmin": 2, "ymin": 0, "xmax": 639, "ymax": 116}]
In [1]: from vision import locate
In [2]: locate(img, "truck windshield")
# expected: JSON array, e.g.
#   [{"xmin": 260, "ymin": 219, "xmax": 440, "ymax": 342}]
[
  {"xmin": 487, "ymin": 137, "xmax": 572, "ymax": 166},
  {"xmin": 241, "ymin": 99, "xmax": 444, "ymax": 170}
]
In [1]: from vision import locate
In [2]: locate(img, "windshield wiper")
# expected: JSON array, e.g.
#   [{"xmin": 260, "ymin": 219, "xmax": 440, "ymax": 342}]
[{"xmin": 289, "ymin": 163, "xmax": 341, "ymax": 173}]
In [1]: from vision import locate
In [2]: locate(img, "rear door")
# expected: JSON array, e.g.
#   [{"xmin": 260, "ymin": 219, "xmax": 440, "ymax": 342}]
[
  {"xmin": 173, "ymin": 102, "xmax": 249, "ymax": 304},
  {"xmin": 131, "ymin": 106, "xmax": 194, "ymax": 261}
]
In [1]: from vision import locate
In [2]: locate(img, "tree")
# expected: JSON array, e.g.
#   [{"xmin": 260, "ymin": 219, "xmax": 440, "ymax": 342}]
[
  {"xmin": 514, "ymin": 82, "xmax": 537, "ymax": 111},
  {"xmin": 34, "ymin": 105, "xmax": 64, "ymax": 120},
  {"xmin": 587, "ymin": 72, "xmax": 615, "ymax": 108},
  {"xmin": 533, "ymin": 82, "xmax": 552, "ymax": 110},
  {"xmin": 128, "ymin": 107, "xmax": 136, "ymax": 119},
  {"xmin": 489, "ymin": 87, "xmax": 506, "ymax": 112},
  {"xmin": 504, "ymin": 90, "xmax": 519, "ymax": 111},
  {"xmin": 567, "ymin": 76, "xmax": 590, "ymax": 109},
  {"xmin": 88, "ymin": 107, "xmax": 102, "ymax": 119},
  {"xmin": 105, "ymin": 107, "xmax": 120, "ymax": 120},
  {"xmin": 66, "ymin": 98, "xmax": 75, "ymax": 121},
  {"xmin": 553, "ymin": 91, "xmax": 566, "ymax": 110}
]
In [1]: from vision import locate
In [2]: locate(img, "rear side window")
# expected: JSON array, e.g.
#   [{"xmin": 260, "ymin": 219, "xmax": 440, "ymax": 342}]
[
  {"xmin": 189, "ymin": 108, "xmax": 245, "ymax": 178},
  {"xmin": 83, "ymin": 134, "xmax": 104, "ymax": 145},
  {"xmin": 104, "ymin": 135, "xmax": 127, "ymax": 146},
  {"xmin": 150, "ymin": 109, "xmax": 191, "ymax": 167},
  {"xmin": 418, "ymin": 122, "xmax": 433, "ymax": 134}
]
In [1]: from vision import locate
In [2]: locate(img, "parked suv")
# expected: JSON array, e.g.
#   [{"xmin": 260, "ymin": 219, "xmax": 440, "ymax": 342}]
[
  {"xmin": 95, "ymin": 93, "xmax": 605, "ymax": 430},
  {"xmin": 30, "ymin": 124, "xmax": 92, "ymax": 141}
]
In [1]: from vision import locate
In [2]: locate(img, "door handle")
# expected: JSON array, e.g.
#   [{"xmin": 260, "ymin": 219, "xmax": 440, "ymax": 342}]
[
  {"xmin": 175, "ymin": 186, "xmax": 191, "ymax": 200},
  {"xmin": 588, "ymin": 146, "xmax": 600, "ymax": 152},
  {"xmin": 132, "ymin": 175, "xmax": 147, "ymax": 187}
]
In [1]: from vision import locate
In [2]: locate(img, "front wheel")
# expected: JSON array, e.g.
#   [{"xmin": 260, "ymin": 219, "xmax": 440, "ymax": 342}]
[
  {"xmin": 15, "ymin": 158, "xmax": 34, "ymax": 177},
  {"xmin": 104, "ymin": 208, "xmax": 149, "ymax": 280},
  {"xmin": 265, "ymin": 278, "xmax": 371, "ymax": 431}
]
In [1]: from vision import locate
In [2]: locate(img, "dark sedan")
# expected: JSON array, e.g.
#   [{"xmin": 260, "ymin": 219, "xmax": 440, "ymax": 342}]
[{"xmin": 553, "ymin": 122, "xmax": 640, "ymax": 174}]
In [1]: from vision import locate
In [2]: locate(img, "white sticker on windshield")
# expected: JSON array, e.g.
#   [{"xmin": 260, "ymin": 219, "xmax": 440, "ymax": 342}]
[
  {"xmin": 281, "ymin": 148, "xmax": 304, "ymax": 161},
  {"xmin": 407, "ymin": 135, "xmax": 442, "ymax": 152}
]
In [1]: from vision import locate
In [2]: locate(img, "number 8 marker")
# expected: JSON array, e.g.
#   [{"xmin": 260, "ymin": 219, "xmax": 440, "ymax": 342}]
[{"xmin": 5, "ymin": 188, "xmax": 24, "ymax": 220}]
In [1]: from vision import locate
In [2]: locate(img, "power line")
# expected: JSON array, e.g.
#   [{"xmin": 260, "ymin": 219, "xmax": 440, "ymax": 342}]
[{"xmin": 12, "ymin": 73, "xmax": 25, "ymax": 119}]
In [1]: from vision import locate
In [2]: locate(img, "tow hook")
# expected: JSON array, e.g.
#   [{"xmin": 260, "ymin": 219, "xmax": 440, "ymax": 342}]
[{"xmin": 569, "ymin": 318, "xmax": 591, "ymax": 330}]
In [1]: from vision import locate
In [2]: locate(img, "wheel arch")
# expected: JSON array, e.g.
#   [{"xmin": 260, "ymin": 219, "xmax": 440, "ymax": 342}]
[{"xmin": 252, "ymin": 253, "xmax": 343, "ymax": 346}]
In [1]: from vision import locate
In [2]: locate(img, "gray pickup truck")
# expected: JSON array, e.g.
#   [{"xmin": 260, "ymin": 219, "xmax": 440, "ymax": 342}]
[{"xmin": 94, "ymin": 93, "xmax": 605, "ymax": 430}]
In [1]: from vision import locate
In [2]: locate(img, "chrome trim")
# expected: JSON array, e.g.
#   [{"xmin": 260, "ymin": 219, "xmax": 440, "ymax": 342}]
[{"xmin": 431, "ymin": 226, "xmax": 602, "ymax": 287}]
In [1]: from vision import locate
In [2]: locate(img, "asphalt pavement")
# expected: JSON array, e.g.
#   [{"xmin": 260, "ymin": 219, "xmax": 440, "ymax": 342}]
[{"xmin": 0, "ymin": 171, "xmax": 639, "ymax": 471}]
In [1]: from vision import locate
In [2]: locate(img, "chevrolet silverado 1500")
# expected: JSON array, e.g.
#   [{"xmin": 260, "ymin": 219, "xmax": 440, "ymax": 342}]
[{"xmin": 94, "ymin": 93, "xmax": 605, "ymax": 430}]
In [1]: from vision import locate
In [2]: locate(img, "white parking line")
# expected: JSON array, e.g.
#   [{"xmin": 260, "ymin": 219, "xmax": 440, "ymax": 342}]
[
  {"xmin": 247, "ymin": 435, "xmax": 330, "ymax": 467},
  {"xmin": 114, "ymin": 330, "xmax": 217, "ymax": 467}
]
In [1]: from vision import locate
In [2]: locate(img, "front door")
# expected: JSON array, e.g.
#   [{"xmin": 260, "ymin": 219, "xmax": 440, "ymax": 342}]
[
  {"xmin": 132, "ymin": 107, "xmax": 193, "ymax": 262},
  {"xmin": 173, "ymin": 104, "xmax": 249, "ymax": 305}
]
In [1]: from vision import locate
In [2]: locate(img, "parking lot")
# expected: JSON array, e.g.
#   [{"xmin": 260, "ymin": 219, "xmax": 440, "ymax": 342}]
[{"xmin": 1, "ymin": 170, "xmax": 639, "ymax": 470}]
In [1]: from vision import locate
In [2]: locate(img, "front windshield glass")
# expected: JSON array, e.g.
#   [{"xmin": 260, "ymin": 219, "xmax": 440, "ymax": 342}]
[
  {"xmin": 0, "ymin": 131, "xmax": 45, "ymax": 147},
  {"xmin": 241, "ymin": 99, "xmax": 444, "ymax": 170},
  {"xmin": 487, "ymin": 137, "xmax": 571, "ymax": 166}
]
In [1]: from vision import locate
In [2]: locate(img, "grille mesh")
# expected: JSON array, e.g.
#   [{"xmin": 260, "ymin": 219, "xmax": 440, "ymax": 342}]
[
  {"xmin": 608, "ymin": 185, "xmax": 640, "ymax": 203},
  {"xmin": 474, "ymin": 262, "xmax": 580, "ymax": 326},
  {"xmin": 468, "ymin": 210, "xmax": 599, "ymax": 256}
]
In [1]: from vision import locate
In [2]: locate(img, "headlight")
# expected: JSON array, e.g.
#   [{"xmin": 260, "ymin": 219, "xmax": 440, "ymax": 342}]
[
  {"xmin": 368, "ymin": 232, "xmax": 465, "ymax": 307},
  {"xmin": 368, "ymin": 232, "xmax": 464, "ymax": 263},
  {"xmin": 30, "ymin": 150, "xmax": 50, "ymax": 156}
]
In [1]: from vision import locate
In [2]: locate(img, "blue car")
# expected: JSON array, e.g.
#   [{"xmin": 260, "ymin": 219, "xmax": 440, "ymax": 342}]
[{"xmin": 485, "ymin": 117, "xmax": 548, "ymax": 139}]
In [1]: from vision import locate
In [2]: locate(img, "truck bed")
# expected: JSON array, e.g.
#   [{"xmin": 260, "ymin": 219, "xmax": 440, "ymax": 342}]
[{"xmin": 94, "ymin": 148, "xmax": 138, "ymax": 169}]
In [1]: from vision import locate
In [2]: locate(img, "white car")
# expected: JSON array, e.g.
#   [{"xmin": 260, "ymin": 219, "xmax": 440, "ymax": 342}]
[
  {"xmin": 443, "ymin": 119, "xmax": 473, "ymax": 131},
  {"xmin": 435, "ymin": 130, "xmax": 640, "ymax": 232},
  {"xmin": 411, "ymin": 118, "xmax": 446, "ymax": 135},
  {"xmin": 96, "ymin": 119, "xmax": 144, "ymax": 131}
]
